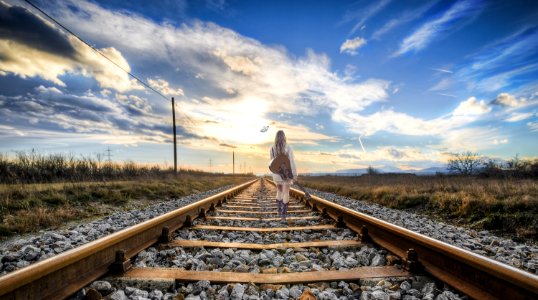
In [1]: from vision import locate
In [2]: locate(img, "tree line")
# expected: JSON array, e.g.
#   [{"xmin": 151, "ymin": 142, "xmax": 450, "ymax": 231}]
[{"xmin": 447, "ymin": 151, "xmax": 538, "ymax": 178}]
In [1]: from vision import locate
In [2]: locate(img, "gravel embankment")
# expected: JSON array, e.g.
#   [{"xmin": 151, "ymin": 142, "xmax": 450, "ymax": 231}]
[
  {"xmin": 304, "ymin": 187, "xmax": 538, "ymax": 274},
  {"xmin": 0, "ymin": 185, "xmax": 237, "ymax": 275}
]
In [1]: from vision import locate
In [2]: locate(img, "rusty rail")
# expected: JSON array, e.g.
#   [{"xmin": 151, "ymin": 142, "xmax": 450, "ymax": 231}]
[
  {"xmin": 266, "ymin": 179, "xmax": 538, "ymax": 300},
  {"xmin": 0, "ymin": 179, "xmax": 257, "ymax": 300}
]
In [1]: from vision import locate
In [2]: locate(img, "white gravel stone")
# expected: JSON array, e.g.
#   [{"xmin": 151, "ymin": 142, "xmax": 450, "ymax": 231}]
[
  {"xmin": 109, "ymin": 290, "xmax": 128, "ymax": 300},
  {"xmin": 89, "ymin": 280, "xmax": 112, "ymax": 294},
  {"xmin": 230, "ymin": 283, "xmax": 245, "ymax": 299}
]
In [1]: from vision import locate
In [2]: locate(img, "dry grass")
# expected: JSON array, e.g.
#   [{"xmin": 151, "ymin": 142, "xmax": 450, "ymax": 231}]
[
  {"xmin": 0, "ymin": 173, "xmax": 254, "ymax": 238},
  {"xmin": 300, "ymin": 175, "xmax": 538, "ymax": 241}
]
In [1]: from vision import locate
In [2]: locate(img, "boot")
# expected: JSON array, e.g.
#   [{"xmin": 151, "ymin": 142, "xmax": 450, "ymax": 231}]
[
  {"xmin": 282, "ymin": 202, "xmax": 288, "ymax": 220},
  {"xmin": 276, "ymin": 199, "xmax": 283, "ymax": 217}
]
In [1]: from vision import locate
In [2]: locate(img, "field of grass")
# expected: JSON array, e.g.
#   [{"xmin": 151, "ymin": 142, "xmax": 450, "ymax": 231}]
[
  {"xmin": 0, "ymin": 173, "xmax": 254, "ymax": 238},
  {"xmin": 300, "ymin": 175, "xmax": 538, "ymax": 242}
]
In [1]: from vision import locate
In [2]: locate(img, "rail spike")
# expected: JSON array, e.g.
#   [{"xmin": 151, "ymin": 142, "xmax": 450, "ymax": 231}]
[
  {"xmin": 199, "ymin": 208, "xmax": 206, "ymax": 219},
  {"xmin": 110, "ymin": 249, "xmax": 132, "ymax": 275},
  {"xmin": 359, "ymin": 225, "xmax": 371, "ymax": 243},
  {"xmin": 183, "ymin": 215, "xmax": 193, "ymax": 228},
  {"xmin": 159, "ymin": 226, "xmax": 172, "ymax": 244},
  {"xmin": 404, "ymin": 248, "xmax": 422, "ymax": 272}
]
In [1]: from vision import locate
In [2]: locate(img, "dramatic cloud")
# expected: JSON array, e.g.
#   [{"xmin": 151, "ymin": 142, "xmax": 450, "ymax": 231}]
[
  {"xmin": 39, "ymin": 0, "xmax": 392, "ymax": 147},
  {"xmin": 1, "ymin": 0, "xmax": 534, "ymax": 172},
  {"xmin": 394, "ymin": 0, "xmax": 485, "ymax": 56},
  {"xmin": 0, "ymin": 85, "xmax": 181, "ymax": 145},
  {"xmin": 0, "ymin": 2, "xmax": 140, "ymax": 92},
  {"xmin": 340, "ymin": 37, "xmax": 367, "ymax": 55}
]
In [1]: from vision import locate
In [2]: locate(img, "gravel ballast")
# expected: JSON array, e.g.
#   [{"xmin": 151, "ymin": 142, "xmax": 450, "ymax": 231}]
[
  {"xmin": 72, "ymin": 277, "xmax": 465, "ymax": 300},
  {"xmin": 303, "ymin": 187, "xmax": 538, "ymax": 274},
  {"xmin": 0, "ymin": 185, "xmax": 237, "ymax": 275}
]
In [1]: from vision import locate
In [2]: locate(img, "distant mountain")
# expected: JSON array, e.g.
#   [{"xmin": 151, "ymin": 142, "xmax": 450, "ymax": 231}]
[
  {"xmin": 330, "ymin": 166, "xmax": 448, "ymax": 175},
  {"xmin": 335, "ymin": 168, "xmax": 368, "ymax": 175},
  {"xmin": 414, "ymin": 167, "xmax": 448, "ymax": 175}
]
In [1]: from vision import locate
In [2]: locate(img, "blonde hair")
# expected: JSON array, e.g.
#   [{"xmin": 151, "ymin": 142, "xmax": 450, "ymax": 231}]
[{"xmin": 274, "ymin": 130, "xmax": 287, "ymax": 155}]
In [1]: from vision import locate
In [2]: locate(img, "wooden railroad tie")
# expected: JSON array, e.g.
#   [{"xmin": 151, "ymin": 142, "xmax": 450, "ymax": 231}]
[
  {"xmin": 205, "ymin": 216, "xmax": 321, "ymax": 221},
  {"xmin": 123, "ymin": 267, "xmax": 409, "ymax": 283},
  {"xmin": 192, "ymin": 224, "xmax": 337, "ymax": 232},
  {"xmin": 167, "ymin": 239, "xmax": 362, "ymax": 250},
  {"xmin": 215, "ymin": 209, "xmax": 312, "ymax": 214},
  {"xmin": 221, "ymin": 204, "xmax": 305, "ymax": 209}
]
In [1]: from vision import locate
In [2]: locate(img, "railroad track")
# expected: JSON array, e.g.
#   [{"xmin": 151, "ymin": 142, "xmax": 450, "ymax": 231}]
[{"xmin": 0, "ymin": 178, "xmax": 536, "ymax": 299}]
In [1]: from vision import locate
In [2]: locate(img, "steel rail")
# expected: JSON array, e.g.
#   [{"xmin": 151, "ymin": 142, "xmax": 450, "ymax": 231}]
[
  {"xmin": 266, "ymin": 179, "xmax": 538, "ymax": 300},
  {"xmin": 0, "ymin": 179, "xmax": 257, "ymax": 300}
]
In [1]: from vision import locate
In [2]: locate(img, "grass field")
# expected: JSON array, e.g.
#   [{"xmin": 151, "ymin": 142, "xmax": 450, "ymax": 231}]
[
  {"xmin": 300, "ymin": 175, "xmax": 538, "ymax": 242},
  {"xmin": 0, "ymin": 173, "xmax": 254, "ymax": 238}
]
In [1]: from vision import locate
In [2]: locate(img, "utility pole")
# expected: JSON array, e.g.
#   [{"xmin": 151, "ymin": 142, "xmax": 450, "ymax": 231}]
[
  {"xmin": 171, "ymin": 97, "xmax": 177, "ymax": 174},
  {"xmin": 209, "ymin": 159, "xmax": 212, "ymax": 173},
  {"xmin": 232, "ymin": 151, "xmax": 235, "ymax": 176},
  {"xmin": 106, "ymin": 147, "xmax": 112, "ymax": 163}
]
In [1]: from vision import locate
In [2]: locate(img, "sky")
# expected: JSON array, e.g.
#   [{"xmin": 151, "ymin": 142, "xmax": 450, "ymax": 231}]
[{"xmin": 0, "ymin": 0, "xmax": 537, "ymax": 174}]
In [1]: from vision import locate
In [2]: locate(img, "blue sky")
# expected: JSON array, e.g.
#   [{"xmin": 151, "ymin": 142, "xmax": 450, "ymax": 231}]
[{"xmin": 0, "ymin": 0, "xmax": 537, "ymax": 173}]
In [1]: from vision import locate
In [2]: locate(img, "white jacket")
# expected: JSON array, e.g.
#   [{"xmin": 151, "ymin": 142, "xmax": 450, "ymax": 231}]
[{"xmin": 269, "ymin": 145, "xmax": 297, "ymax": 183}]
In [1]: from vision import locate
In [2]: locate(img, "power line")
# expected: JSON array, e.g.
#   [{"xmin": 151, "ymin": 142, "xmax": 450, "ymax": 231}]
[
  {"xmin": 23, "ymin": 0, "xmax": 200, "ymax": 131},
  {"xmin": 23, "ymin": 0, "xmax": 171, "ymax": 102}
]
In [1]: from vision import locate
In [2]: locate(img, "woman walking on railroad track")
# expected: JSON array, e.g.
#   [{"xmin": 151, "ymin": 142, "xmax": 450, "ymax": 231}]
[{"xmin": 269, "ymin": 130, "xmax": 297, "ymax": 220}]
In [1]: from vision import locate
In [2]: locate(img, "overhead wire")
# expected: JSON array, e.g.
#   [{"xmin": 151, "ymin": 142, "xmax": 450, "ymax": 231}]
[{"xmin": 22, "ymin": 0, "xmax": 199, "ymax": 129}]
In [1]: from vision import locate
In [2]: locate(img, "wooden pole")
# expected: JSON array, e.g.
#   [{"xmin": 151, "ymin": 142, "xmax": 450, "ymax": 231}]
[
  {"xmin": 172, "ymin": 97, "xmax": 177, "ymax": 174},
  {"xmin": 233, "ymin": 151, "xmax": 235, "ymax": 176}
]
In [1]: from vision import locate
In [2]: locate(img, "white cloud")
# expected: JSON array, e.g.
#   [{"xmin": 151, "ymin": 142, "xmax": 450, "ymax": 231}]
[
  {"xmin": 0, "ymin": 125, "xmax": 25, "ymax": 136},
  {"xmin": 340, "ymin": 0, "xmax": 391, "ymax": 34},
  {"xmin": 340, "ymin": 37, "xmax": 367, "ymax": 55},
  {"xmin": 372, "ymin": 0, "xmax": 440, "ymax": 40},
  {"xmin": 492, "ymin": 92, "xmax": 525, "ymax": 107},
  {"xmin": 431, "ymin": 67, "xmax": 453, "ymax": 74},
  {"xmin": 394, "ymin": 0, "xmax": 484, "ymax": 56},
  {"xmin": 213, "ymin": 49, "xmax": 260, "ymax": 76},
  {"xmin": 453, "ymin": 97, "xmax": 491, "ymax": 116},
  {"xmin": 35, "ymin": 85, "xmax": 62, "ymax": 94},
  {"xmin": 505, "ymin": 112, "xmax": 533, "ymax": 122},
  {"xmin": 528, "ymin": 121, "xmax": 538, "ymax": 132},
  {"xmin": 148, "ymin": 78, "xmax": 184, "ymax": 97},
  {"xmin": 439, "ymin": 127, "xmax": 502, "ymax": 152},
  {"xmin": 493, "ymin": 138, "xmax": 508, "ymax": 145},
  {"xmin": 429, "ymin": 77, "xmax": 453, "ymax": 91}
]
